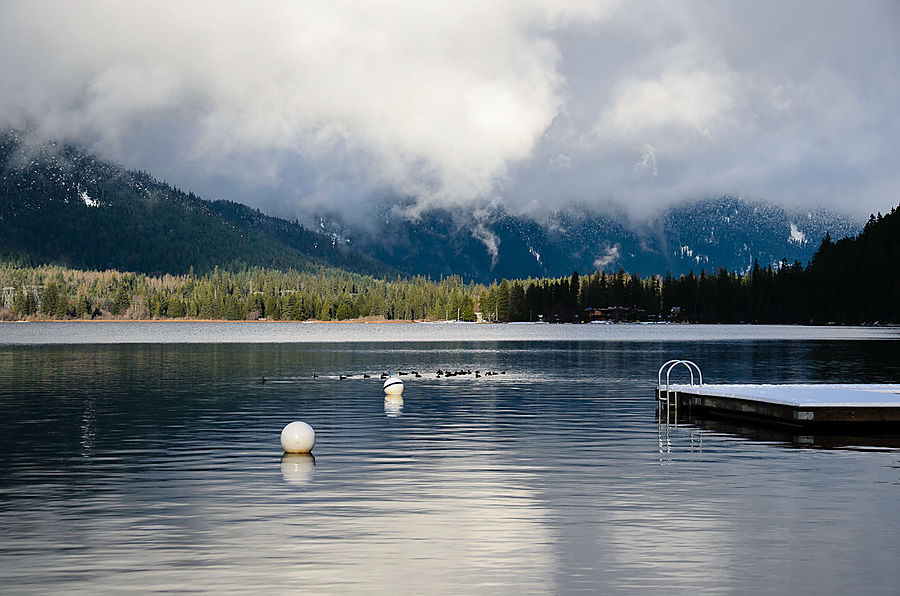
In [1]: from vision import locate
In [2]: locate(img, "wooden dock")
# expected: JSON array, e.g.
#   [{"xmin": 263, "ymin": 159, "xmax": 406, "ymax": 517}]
[
  {"xmin": 658, "ymin": 383, "xmax": 900, "ymax": 428},
  {"xmin": 675, "ymin": 416, "xmax": 900, "ymax": 449}
]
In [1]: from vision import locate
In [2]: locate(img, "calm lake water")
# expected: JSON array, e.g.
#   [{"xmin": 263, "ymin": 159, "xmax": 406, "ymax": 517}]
[{"xmin": 1, "ymin": 323, "xmax": 899, "ymax": 594}]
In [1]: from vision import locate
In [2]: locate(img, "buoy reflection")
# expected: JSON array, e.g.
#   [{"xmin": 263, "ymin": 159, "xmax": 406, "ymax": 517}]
[
  {"xmin": 280, "ymin": 453, "xmax": 316, "ymax": 486},
  {"xmin": 384, "ymin": 395, "xmax": 404, "ymax": 417}
]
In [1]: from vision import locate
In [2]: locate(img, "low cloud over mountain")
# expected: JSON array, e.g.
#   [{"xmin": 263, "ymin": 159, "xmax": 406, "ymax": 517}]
[{"xmin": 1, "ymin": 1, "xmax": 898, "ymax": 222}]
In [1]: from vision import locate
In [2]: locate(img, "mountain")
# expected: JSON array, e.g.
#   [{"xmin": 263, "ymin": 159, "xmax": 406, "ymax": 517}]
[
  {"xmin": 314, "ymin": 198, "xmax": 860, "ymax": 283},
  {"xmin": 0, "ymin": 129, "xmax": 861, "ymax": 282},
  {"xmin": 0, "ymin": 130, "xmax": 393, "ymax": 276}
]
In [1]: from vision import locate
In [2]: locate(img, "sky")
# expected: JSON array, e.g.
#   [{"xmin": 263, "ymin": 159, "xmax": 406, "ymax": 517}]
[{"xmin": 1, "ymin": 0, "xmax": 898, "ymax": 221}]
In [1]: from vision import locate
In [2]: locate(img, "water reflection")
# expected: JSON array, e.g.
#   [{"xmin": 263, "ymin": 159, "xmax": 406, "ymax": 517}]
[
  {"xmin": 678, "ymin": 414, "xmax": 900, "ymax": 451},
  {"xmin": 1, "ymin": 339, "xmax": 899, "ymax": 594},
  {"xmin": 657, "ymin": 418, "xmax": 704, "ymax": 462},
  {"xmin": 280, "ymin": 453, "xmax": 316, "ymax": 485},
  {"xmin": 80, "ymin": 396, "xmax": 97, "ymax": 457},
  {"xmin": 384, "ymin": 395, "xmax": 404, "ymax": 417}
]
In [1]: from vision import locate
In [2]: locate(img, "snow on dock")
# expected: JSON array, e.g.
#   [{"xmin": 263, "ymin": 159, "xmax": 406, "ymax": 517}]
[
  {"xmin": 657, "ymin": 361, "xmax": 900, "ymax": 427},
  {"xmin": 664, "ymin": 384, "xmax": 900, "ymax": 408},
  {"xmin": 658, "ymin": 384, "xmax": 900, "ymax": 426}
]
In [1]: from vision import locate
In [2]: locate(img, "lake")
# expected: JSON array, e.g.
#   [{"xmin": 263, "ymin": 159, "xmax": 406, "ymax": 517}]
[{"xmin": 1, "ymin": 323, "xmax": 899, "ymax": 594}]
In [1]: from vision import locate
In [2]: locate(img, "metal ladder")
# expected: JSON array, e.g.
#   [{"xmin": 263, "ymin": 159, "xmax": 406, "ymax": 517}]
[{"xmin": 657, "ymin": 360, "xmax": 703, "ymax": 426}]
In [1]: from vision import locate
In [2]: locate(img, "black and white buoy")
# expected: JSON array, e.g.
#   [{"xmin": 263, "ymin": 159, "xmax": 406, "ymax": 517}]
[{"xmin": 383, "ymin": 373, "xmax": 404, "ymax": 395}]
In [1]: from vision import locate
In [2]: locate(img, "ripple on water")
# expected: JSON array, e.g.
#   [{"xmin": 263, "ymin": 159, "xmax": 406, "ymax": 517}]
[{"xmin": 0, "ymin": 338, "xmax": 899, "ymax": 594}]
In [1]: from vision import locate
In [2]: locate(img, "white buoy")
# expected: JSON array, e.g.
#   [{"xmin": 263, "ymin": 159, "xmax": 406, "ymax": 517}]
[
  {"xmin": 383, "ymin": 375, "xmax": 404, "ymax": 395},
  {"xmin": 281, "ymin": 421, "xmax": 316, "ymax": 453}
]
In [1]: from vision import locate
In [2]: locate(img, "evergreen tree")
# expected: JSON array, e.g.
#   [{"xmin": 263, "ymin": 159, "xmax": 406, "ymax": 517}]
[
  {"xmin": 74, "ymin": 291, "xmax": 91, "ymax": 318},
  {"xmin": 264, "ymin": 294, "xmax": 278, "ymax": 320},
  {"xmin": 167, "ymin": 296, "xmax": 185, "ymax": 318},
  {"xmin": 509, "ymin": 282, "xmax": 525, "ymax": 321},
  {"xmin": 41, "ymin": 282, "xmax": 60, "ymax": 317},
  {"xmin": 462, "ymin": 295, "xmax": 476, "ymax": 321},
  {"xmin": 335, "ymin": 302, "xmax": 353, "ymax": 320},
  {"xmin": 222, "ymin": 294, "xmax": 243, "ymax": 320},
  {"xmin": 569, "ymin": 270, "xmax": 581, "ymax": 320},
  {"xmin": 497, "ymin": 279, "xmax": 511, "ymax": 321},
  {"xmin": 112, "ymin": 285, "xmax": 131, "ymax": 315}
]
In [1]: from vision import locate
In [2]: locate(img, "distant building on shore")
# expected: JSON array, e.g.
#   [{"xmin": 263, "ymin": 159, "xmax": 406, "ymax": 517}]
[{"xmin": 584, "ymin": 306, "xmax": 649, "ymax": 322}]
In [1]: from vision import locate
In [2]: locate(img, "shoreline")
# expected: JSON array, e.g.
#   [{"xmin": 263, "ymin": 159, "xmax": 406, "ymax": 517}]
[
  {"xmin": 1, "ymin": 319, "xmax": 897, "ymax": 328},
  {"xmin": 0, "ymin": 318, "xmax": 465, "ymax": 324}
]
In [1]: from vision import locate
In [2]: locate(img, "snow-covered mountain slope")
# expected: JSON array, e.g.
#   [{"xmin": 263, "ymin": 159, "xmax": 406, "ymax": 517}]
[{"xmin": 314, "ymin": 197, "xmax": 860, "ymax": 282}]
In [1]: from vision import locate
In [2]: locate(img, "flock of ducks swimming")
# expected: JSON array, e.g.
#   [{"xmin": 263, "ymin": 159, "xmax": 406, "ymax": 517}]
[
  {"xmin": 261, "ymin": 369, "xmax": 507, "ymax": 383},
  {"xmin": 435, "ymin": 369, "xmax": 506, "ymax": 378},
  {"xmin": 344, "ymin": 369, "xmax": 506, "ymax": 380}
]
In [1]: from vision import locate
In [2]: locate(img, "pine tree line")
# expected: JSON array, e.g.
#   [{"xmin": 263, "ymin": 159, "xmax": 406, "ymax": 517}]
[{"xmin": 0, "ymin": 265, "xmax": 481, "ymax": 322}]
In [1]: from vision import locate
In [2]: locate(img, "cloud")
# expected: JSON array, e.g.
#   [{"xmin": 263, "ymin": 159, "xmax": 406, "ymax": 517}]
[
  {"xmin": 0, "ymin": 0, "xmax": 614, "ymax": 210},
  {"xmin": 633, "ymin": 144, "xmax": 658, "ymax": 180},
  {"xmin": 471, "ymin": 205, "xmax": 503, "ymax": 268},
  {"xmin": 602, "ymin": 66, "xmax": 735, "ymax": 141},
  {"xmin": 1, "ymin": 0, "xmax": 898, "ymax": 220},
  {"xmin": 593, "ymin": 244, "xmax": 621, "ymax": 270},
  {"xmin": 508, "ymin": 0, "xmax": 900, "ymax": 218}
]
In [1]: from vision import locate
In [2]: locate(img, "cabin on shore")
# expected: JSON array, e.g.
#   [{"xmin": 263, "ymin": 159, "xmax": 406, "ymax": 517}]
[{"xmin": 584, "ymin": 306, "xmax": 649, "ymax": 322}]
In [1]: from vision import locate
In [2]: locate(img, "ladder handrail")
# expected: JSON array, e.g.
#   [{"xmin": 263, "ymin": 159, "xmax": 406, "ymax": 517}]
[
  {"xmin": 666, "ymin": 361, "xmax": 702, "ymax": 389},
  {"xmin": 657, "ymin": 359, "xmax": 703, "ymax": 389},
  {"xmin": 657, "ymin": 360, "xmax": 703, "ymax": 427},
  {"xmin": 657, "ymin": 359, "xmax": 683, "ymax": 388}
]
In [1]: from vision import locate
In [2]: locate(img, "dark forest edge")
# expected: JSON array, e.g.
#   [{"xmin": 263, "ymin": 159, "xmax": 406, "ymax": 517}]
[{"xmin": 2, "ymin": 204, "xmax": 898, "ymax": 324}]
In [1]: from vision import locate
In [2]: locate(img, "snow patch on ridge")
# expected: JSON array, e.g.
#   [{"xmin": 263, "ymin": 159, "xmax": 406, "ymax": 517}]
[
  {"xmin": 789, "ymin": 223, "xmax": 806, "ymax": 245},
  {"xmin": 80, "ymin": 189, "xmax": 99, "ymax": 207}
]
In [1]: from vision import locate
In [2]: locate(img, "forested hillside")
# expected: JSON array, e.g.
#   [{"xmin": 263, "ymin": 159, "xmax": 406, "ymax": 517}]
[
  {"xmin": 315, "ymin": 197, "xmax": 858, "ymax": 282},
  {"xmin": 2, "ymin": 203, "xmax": 896, "ymax": 324},
  {"xmin": 0, "ymin": 130, "xmax": 392, "ymax": 276},
  {"xmin": 1, "ymin": 129, "xmax": 862, "ymax": 285},
  {"xmin": 806, "ymin": 207, "xmax": 900, "ymax": 322}
]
